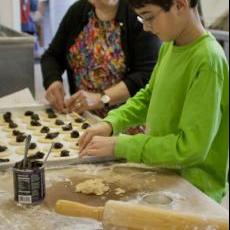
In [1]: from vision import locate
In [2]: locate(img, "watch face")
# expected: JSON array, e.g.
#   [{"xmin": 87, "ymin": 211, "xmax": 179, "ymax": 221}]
[{"xmin": 101, "ymin": 95, "xmax": 110, "ymax": 104}]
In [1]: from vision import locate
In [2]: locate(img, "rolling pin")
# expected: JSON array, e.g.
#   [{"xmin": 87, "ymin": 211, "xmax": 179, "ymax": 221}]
[{"xmin": 55, "ymin": 200, "xmax": 229, "ymax": 230}]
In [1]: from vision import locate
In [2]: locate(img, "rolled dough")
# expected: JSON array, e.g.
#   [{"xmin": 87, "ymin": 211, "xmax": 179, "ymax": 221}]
[{"xmin": 75, "ymin": 179, "xmax": 110, "ymax": 196}]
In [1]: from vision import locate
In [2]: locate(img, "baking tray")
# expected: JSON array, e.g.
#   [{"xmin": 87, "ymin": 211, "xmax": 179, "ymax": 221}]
[{"xmin": 0, "ymin": 104, "xmax": 115, "ymax": 170}]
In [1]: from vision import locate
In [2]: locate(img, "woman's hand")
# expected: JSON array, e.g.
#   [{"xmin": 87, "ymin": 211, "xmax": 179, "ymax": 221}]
[
  {"xmin": 65, "ymin": 90, "xmax": 103, "ymax": 114},
  {"xmin": 80, "ymin": 136, "xmax": 117, "ymax": 158},
  {"xmin": 79, "ymin": 122, "xmax": 113, "ymax": 153},
  {"xmin": 45, "ymin": 81, "xmax": 66, "ymax": 113}
]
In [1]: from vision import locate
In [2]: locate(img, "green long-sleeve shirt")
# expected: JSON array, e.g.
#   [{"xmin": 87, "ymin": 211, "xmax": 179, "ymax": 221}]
[{"xmin": 104, "ymin": 33, "xmax": 229, "ymax": 203}]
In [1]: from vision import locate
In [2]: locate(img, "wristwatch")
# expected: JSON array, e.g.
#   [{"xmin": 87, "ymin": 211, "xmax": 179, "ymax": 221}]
[{"xmin": 100, "ymin": 93, "xmax": 111, "ymax": 109}]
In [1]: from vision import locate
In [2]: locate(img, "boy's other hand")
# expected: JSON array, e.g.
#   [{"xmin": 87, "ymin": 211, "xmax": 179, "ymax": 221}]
[
  {"xmin": 45, "ymin": 81, "xmax": 66, "ymax": 113},
  {"xmin": 80, "ymin": 136, "xmax": 117, "ymax": 158},
  {"xmin": 79, "ymin": 122, "xmax": 113, "ymax": 153}
]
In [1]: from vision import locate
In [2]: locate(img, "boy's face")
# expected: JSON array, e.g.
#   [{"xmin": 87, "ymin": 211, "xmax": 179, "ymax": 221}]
[{"xmin": 135, "ymin": 0, "xmax": 189, "ymax": 42}]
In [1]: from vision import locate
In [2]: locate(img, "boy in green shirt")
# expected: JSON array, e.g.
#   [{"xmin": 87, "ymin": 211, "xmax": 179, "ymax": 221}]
[{"xmin": 79, "ymin": 0, "xmax": 229, "ymax": 203}]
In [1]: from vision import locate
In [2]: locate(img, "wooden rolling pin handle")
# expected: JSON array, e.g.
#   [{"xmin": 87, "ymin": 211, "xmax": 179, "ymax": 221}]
[{"xmin": 55, "ymin": 200, "xmax": 104, "ymax": 221}]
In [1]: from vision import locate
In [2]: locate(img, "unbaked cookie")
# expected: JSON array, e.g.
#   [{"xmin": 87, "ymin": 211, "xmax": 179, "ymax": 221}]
[
  {"xmin": 16, "ymin": 147, "xmax": 38, "ymax": 156},
  {"xmin": 43, "ymin": 142, "xmax": 65, "ymax": 153},
  {"xmin": 27, "ymin": 120, "xmax": 42, "ymax": 130},
  {"xmin": 59, "ymin": 123, "xmax": 73, "ymax": 134},
  {"xmin": 32, "ymin": 126, "xmax": 51, "ymax": 136},
  {"xmin": 9, "ymin": 134, "xmax": 27, "ymax": 146},
  {"xmin": 2, "ymin": 122, "xmax": 19, "ymax": 132},
  {"xmin": 0, "ymin": 145, "xmax": 10, "ymax": 158},
  {"xmin": 50, "ymin": 150, "xmax": 71, "ymax": 158},
  {"xmin": 63, "ymin": 130, "xmax": 80, "ymax": 142},
  {"xmin": 69, "ymin": 143, "xmax": 80, "ymax": 152},
  {"xmin": 38, "ymin": 132, "xmax": 60, "ymax": 143}
]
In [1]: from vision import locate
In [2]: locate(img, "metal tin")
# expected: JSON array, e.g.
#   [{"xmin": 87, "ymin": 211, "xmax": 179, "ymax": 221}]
[{"xmin": 13, "ymin": 161, "xmax": 46, "ymax": 205}]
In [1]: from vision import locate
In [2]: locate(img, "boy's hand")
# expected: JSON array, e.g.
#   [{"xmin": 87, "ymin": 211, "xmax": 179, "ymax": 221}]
[
  {"xmin": 79, "ymin": 122, "xmax": 113, "ymax": 153},
  {"xmin": 65, "ymin": 90, "xmax": 103, "ymax": 114},
  {"xmin": 45, "ymin": 81, "xmax": 66, "ymax": 113},
  {"xmin": 80, "ymin": 136, "xmax": 117, "ymax": 158}
]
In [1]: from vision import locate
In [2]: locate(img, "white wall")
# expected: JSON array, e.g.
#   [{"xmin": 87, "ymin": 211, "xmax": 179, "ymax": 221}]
[
  {"xmin": 0, "ymin": 0, "xmax": 21, "ymax": 31},
  {"xmin": 49, "ymin": 0, "xmax": 76, "ymax": 36},
  {"xmin": 201, "ymin": 0, "xmax": 229, "ymax": 28}
]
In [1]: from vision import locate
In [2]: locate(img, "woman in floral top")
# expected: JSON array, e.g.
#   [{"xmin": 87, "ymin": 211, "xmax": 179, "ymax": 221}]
[{"xmin": 42, "ymin": 0, "xmax": 161, "ymax": 119}]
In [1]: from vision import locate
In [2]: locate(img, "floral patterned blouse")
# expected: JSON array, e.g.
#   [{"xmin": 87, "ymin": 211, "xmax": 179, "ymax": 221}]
[{"xmin": 67, "ymin": 11, "xmax": 126, "ymax": 117}]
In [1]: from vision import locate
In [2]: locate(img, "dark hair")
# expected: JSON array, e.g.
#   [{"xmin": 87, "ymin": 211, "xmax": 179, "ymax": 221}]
[{"xmin": 129, "ymin": 0, "xmax": 199, "ymax": 11}]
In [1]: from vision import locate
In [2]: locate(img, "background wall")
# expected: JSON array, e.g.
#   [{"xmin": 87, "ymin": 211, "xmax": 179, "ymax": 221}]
[
  {"xmin": 0, "ymin": 0, "xmax": 21, "ymax": 31},
  {"xmin": 49, "ymin": 0, "xmax": 76, "ymax": 37},
  {"xmin": 0, "ymin": 0, "xmax": 229, "ymax": 32},
  {"xmin": 200, "ymin": 0, "xmax": 229, "ymax": 29}
]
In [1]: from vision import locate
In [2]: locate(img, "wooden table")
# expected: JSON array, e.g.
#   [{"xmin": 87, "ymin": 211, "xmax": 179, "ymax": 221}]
[{"xmin": 0, "ymin": 164, "xmax": 229, "ymax": 230}]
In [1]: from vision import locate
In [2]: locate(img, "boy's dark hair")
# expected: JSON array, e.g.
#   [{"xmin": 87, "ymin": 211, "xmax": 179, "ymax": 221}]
[{"xmin": 129, "ymin": 0, "xmax": 199, "ymax": 11}]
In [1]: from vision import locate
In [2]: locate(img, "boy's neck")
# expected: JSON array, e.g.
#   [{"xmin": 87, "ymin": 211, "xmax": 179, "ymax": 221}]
[{"xmin": 175, "ymin": 9, "xmax": 206, "ymax": 46}]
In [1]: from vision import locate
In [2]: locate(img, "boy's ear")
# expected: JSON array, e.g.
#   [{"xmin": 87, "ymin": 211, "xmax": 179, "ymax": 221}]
[{"xmin": 175, "ymin": 0, "xmax": 190, "ymax": 11}]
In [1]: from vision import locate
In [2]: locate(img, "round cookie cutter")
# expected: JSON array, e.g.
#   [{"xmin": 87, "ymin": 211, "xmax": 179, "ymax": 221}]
[{"xmin": 141, "ymin": 193, "xmax": 174, "ymax": 207}]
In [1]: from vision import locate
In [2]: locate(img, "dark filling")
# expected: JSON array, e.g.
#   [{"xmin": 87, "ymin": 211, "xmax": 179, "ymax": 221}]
[
  {"xmin": 28, "ymin": 151, "xmax": 45, "ymax": 160},
  {"xmin": 60, "ymin": 150, "xmax": 70, "ymax": 157},
  {"xmin": 46, "ymin": 108, "xmax": 54, "ymax": 114},
  {"xmin": 24, "ymin": 111, "xmax": 34, "ymax": 116},
  {"xmin": 62, "ymin": 123, "xmax": 73, "ymax": 131},
  {"xmin": 29, "ymin": 143, "xmax": 37, "ymax": 150},
  {"xmin": 0, "ymin": 146, "xmax": 7, "ymax": 152},
  {"xmin": 71, "ymin": 130, "xmax": 80, "ymax": 139},
  {"xmin": 13, "ymin": 130, "xmax": 20, "ymax": 136},
  {"xmin": 31, "ymin": 114, "xmax": 40, "ymax": 121},
  {"xmin": 48, "ymin": 113, "xmax": 57, "ymax": 119},
  {"xmin": 40, "ymin": 126, "xmax": 50, "ymax": 134},
  {"xmin": 54, "ymin": 142, "xmax": 63, "ymax": 149},
  {"xmin": 45, "ymin": 132, "xmax": 59, "ymax": 140},
  {"xmin": 3, "ymin": 112, "xmax": 12, "ymax": 123},
  {"xmin": 55, "ymin": 119, "xmax": 64, "ymax": 126},
  {"xmin": 31, "ymin": 120, "xmax": 42, "ymax": 127},
  {"xmin": 14, "ymin": 159, "xmax": 43, "ymax": 170},
  {"xmin": 16, "ymin": 134, "xmax": 27, "ymax": 143},
  {"xmin": 75, "ymin": 118, "xmax": 85, "ymax": 123},
  {"xmin": 9, "ymin": 122, "xmax": 18, "ymax": 129},
  {"xmin": 0, "ymin": 159, "xmax": 10, "ymax": 163},
  {"xmin": 81, "ymin": 123, "xmax": 91, "ymax": 130},
  {"xmin": 12, "ymin": 130, "xmax": 23, "ymax": 136}
]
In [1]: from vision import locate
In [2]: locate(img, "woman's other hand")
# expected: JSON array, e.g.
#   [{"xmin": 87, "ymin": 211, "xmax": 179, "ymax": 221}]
[
  {"xmin": 79, "ymin": 122, "xmax": 113, "ymax": 153},
  {"xmin": 45, "ymin": 81, "xmax": 66, "ymax": 113},
  {"xmin": 66, "ymin": 90, "xmax": 103, "ymax": 114}
]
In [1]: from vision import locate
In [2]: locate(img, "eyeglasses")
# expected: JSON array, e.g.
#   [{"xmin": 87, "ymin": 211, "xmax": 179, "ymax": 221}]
[{"xmin": 137, "ymin": 8, "xmax": 164, "ymax": 26}]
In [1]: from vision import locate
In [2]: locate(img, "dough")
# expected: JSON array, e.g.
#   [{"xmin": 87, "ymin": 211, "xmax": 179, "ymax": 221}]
[
  {"xmin": 43, "ymin": 143, "xmax": 65, "ymax": 153},
  {"xmin": 63, "ymin": 136, "xmax": 79, "ymax": 143},
  {"xmin": 2, "ymin": 127, "xmax": 13, "ymax": 132},
  {"xmin": 38, "ymin": 138, "xmax": 56, "ymax": 144},
  {"xmin": 27, "ymin": 125, "xmax": 42, "ymax": 131},
  {"xmin": 15, "ymin": 146, "xmax": 38, "ymax": 156},
  {"xmin": 69, "ymin": 143, "xmax": 80, "ymax": 152},
  {"xmin": 75, "ymin": 179, "xmax": 110, "ymax": 196},
  {"xmin": 115, "ymin": 188, "xmax": 126, "ymax": 195},
  {"xmin": 0, "ymin": 144, "xmax": 10, "ymax": 158},
  {"xmin": 8, "ymin": 140, "xmax": 25, "ymax": 146},
  {"xmin": 0, "ymin": 152, "xmax": 10, "ymax": 158}
]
